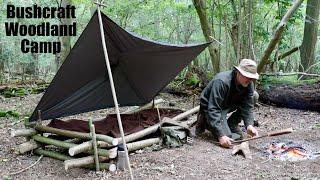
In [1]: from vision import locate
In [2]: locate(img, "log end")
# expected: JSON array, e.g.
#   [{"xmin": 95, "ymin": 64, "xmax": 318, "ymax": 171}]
[
  {"xmin": 112, "ymin": 139, "xmax": 118, "ymax": 146},
  {"xmin": 109, "ymin": 147, "xmax": 118, "ymax": 159},
  {"xmin": 109, "ymin": 164, "xmax": 117, "ymax": 172},
  {"xmin": 10, "ymin": 130, "xmax": 16, "ymax": 137},
  {"xmin": 68, "ymin": 149, "xmax": 75, "ymax": 156}
]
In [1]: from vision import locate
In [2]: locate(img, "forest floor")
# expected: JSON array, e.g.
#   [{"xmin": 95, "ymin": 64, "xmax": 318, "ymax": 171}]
[{"xmin": 0, "ymin": 92, "xmax": 320, "ymax": 180}]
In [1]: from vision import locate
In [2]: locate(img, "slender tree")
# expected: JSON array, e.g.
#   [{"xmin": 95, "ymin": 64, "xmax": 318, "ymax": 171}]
[
  {"xmin": 193, "ymin": 0, "xmax": 220, "ymax": 74},
  {"xmin": 299, "ymin": 0, "xmax": 320, "ymax": 74}
]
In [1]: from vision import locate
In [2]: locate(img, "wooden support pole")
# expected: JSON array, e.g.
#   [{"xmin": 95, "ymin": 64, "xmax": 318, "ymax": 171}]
[
  {"xmin": 11, "ymin": 128, "xmax": 37, "ymax": 137},
  {"xmin": 126, "ymin": 138, "xmax": 161, "ymax": 152},
  {"xmin": 35, "ymin": 125, "xmax": 118, "ymax": 145},
  {"xmin": 89, "ymin": 119, "xmax": 100, "ymax": 171},
  {"xmin": 96, "ymin": 3, "xmax": 133, "ymax": 179}
]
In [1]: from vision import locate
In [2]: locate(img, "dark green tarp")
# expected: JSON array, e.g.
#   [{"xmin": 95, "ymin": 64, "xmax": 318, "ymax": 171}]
[{"xmin": 29, "ymin": 11, "xmax": 209, "ymax": 122}]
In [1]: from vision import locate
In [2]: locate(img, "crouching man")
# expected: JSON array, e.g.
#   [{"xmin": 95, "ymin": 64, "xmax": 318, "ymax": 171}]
[{"xmin": 196, "ymin": 59, "xmax": 259, "ymax": 148}]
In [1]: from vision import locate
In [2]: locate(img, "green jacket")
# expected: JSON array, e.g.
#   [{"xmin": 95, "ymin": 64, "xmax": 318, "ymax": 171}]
[{"xmin": 200, "ymin": 69, "xmax": 255, "ymax": 137}]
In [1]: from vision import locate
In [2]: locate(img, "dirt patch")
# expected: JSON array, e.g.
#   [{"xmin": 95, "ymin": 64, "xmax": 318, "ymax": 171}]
[{"xmin": 0, "ymin": 93, "xmax": 320, "ymax": 179}]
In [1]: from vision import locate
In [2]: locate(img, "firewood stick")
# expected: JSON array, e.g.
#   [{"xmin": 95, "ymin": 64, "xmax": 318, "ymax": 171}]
[
  {"xmin": 233, "ymin": 127, "xmax": 293, "ymax": 143},
  {"xmin": 32, "ymin": 135, "xmax": 112, "ymax": 157},
  {"xmin": 11, "ymin": 128, "xmax": 37, "ymax": 137},
  {"xmin": 35, "ymin": 125, "xmax": 118, "ymax": 145},
  {"xmin": 17, "ymin": 140, "xmax": 39, "ymax": 154},
  {"xmin": 126, "ymin": 138, "xmax": 161, "ymax": 152}
]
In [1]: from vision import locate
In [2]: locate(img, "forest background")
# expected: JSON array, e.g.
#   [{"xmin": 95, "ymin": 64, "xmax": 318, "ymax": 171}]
[{"xmin": 0, "ymin": 0, "xmax": 319, "ymax": 86}]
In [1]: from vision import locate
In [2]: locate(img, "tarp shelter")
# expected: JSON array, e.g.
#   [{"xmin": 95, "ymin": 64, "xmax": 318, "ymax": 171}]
[{"xmin": 29, "ymin": 11, "xmax": 210, "ymax": 122}]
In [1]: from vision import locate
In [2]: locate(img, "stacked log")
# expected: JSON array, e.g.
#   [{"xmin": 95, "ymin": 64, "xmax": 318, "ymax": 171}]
[{"xmin": 12, "ymin": 102, "xmax": 199, "ymax": 172}]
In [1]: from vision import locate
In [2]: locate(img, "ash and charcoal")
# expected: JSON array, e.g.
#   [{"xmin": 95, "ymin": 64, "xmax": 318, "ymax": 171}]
[{"xmin": 262, "ymin": 140, "xmax": 320, "ymax": 162}]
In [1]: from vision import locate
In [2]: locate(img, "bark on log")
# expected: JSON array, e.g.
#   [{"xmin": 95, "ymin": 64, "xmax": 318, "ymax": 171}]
[
  {"xmin": 32, "ymin": 135, "xmax": 112, "ymax": 157},
  {"xmin": 117, "ymin": 124, "xmax": 160, "ymax": 144},
  {"xmin": 126, "ymin": 138, "xmax": 161, "ymax": 152},
  {"xmin": 11, "ymin": 128, "xmax": 37, "ymax": 137},
  {"xmin": 34, "ymin": 148, "xmax": 71, "ymax": 161},
  {"xmin": 169, "ymin": 106, "xmax": 199, "ymax": 122},
  {"xmin": 68, "ymin": 140, "xmax": 109, "ymax": 156},
  {"xmin": 35, "ymin": 125, "xmax": 118, "ymax": 145},
  {"xmin": 17, "ymin": 140, "xmax": 39, "ymax": 154},
  {"xmin": 258, "ymin": 82, "xmax": 320, "ymax": 112},
  {"xmin": 34, "ymin": 149, "xmax": 116, "ymax": 171},
  {"xmin": 64, "ymin": 156, "xmax": 116, "ymax": 171},
  {"xmin": 90, "ymin": 123, "xmax": 100, "ymax": 171}
]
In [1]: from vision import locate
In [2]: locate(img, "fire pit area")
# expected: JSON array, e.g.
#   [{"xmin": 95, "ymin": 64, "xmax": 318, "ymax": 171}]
[{"xmin": 263, "ymin": 140, "xmax": 320, "ymax": 161}]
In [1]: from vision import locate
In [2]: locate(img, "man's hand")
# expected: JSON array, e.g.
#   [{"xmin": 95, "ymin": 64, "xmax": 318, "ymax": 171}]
[
  {"xmin": 218, "ymin": 135, "xmax": 234, "ymax": 148},
  {"xmin": 247, "ymin": 125, "xmax": 258, "ymax": 137}
]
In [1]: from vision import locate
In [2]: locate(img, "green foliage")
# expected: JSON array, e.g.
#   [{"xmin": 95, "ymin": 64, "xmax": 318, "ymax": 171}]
[
  {"xmin": 185, "ymin": 74, "xmax": 200, "ymax": 86},
  {"xmin": 3, "ymin": 87, "xmax": 29, "ymax": 98},
  {"xmin": 0, "ymin": 110, "xmax": 20, "ymax": 118},
  {"xmin": 315, "ymin": 123, "xmax": 320, "ymax": 129},
  {"xmin": 260, "ymin": 75, "xmax": 320, "ymax": 87}
]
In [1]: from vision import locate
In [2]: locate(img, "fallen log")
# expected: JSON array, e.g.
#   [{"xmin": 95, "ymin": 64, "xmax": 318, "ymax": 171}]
[
  {"xmin": 35, "ymin": 125, "xmax": 118, "ymax": 145},
  {"xmin": 258, "ymin": 82, "xmax": 320, "ymax": 112},
  {"xmin": 17, "ymin": 140, "xmax": 39, "ymax": 154},
  {"xmin": 126, "ymin": 138, "xmax": 161, "ymax": 152},
  {"xmin": 32, "ymin": 135, "xmax": 112, "ymax": 157},
  {"xmin": 11, "ymin": 128, "xmax": 37, "ymax": 137}
]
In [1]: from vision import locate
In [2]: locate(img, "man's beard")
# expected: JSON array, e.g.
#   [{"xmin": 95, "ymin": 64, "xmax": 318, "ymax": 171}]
[{"xmin": 241, "ymin": 82, "xmax": 249, "ymax": 87}]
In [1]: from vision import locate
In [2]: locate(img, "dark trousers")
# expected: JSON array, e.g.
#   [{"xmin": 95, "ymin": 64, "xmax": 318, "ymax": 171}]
[{"xmin": 196, "ymin": 106, "xmax": 242, "ymax": 140}]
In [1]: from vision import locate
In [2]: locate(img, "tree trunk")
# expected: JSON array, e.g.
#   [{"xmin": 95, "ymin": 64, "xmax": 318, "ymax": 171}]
[
  {"xmin": 55, "ymin": 0, "xmax": 72, "ymax": 71},
  {"xmin": 299, "ymin": 0, "xmax": 320, "ymax": 74},
  {"xmin": 257, "ymin": 0, "xmax": 304, "ymax": 73},
  {"xmin": 193, "ymin": 0, "xmax": 220, "ymax": 74}
]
